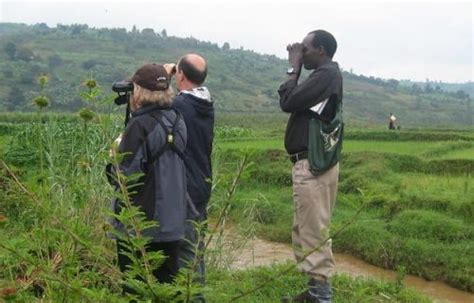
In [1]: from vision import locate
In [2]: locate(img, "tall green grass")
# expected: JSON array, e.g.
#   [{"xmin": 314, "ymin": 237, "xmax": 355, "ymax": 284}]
[
  {"xmin": 207, "ymin": 264, "xmax": 432, "ymax": 302},
  {"xmin": 1, "ymin": 112, "xmax": 473, "ymax": 300}
]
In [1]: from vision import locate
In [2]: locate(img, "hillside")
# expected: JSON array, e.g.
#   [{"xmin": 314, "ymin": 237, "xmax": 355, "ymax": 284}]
[{"xmin": 0, "ymin": 22, "xmax": 472, "ymax": 126}]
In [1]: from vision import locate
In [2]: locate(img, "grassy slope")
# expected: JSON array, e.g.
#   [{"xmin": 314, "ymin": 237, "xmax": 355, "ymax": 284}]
[{"xmin": 0, "ymin": 23, "xmax": 472, "ymax": 126}]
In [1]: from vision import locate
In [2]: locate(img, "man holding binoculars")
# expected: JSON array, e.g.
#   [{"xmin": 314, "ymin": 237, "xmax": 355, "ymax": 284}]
[
  {"xmin": 279, "ymin": 30, "xmax": 343, "ymax": 303},
  {"xmin": 173, "ymin": 54, "xmax": 214, "ymax": 302},
  {"xmin": 109, "ymin": 54, "xmax": 213, "ymax": 302}
]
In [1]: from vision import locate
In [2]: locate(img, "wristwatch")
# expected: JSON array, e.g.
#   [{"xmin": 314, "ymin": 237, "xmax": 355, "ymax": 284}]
[{"xmin": 287, "ymin": 67, "xmax": 297, "ymax": 75}]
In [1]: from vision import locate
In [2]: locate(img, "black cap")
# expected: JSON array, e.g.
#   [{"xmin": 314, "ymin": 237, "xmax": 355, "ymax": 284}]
[{"xmin": 131, "ymin": 63, "xmax": 170, "ymax": 91}]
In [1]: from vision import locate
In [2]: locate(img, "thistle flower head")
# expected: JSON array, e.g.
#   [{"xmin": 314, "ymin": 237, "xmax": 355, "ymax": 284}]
[
  {"xmin": 33, "ymin": 96, "xmax": 49, "ymax": 109},
  {"xmin": 84, "ymin": 79, "xmax": 97, "ymax": 89},
  {"xmin": 79, "ymin": 107, "xmax": 95, "ymax": 121},
  {"xmin": 37, "ymin": 74, "xmax": 49, "ymax": 87}
]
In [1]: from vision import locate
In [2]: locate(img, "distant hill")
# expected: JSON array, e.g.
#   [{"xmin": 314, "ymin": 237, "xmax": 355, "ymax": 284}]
[
  {"xmin": 0, "ymin": 23, "xmax": 472, "ymax": 126},
  {"xmin": 399, "ymin": 80, "xmax": 473, "ymax": 97}
]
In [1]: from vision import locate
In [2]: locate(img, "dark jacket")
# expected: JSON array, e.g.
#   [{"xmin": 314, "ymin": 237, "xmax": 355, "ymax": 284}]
[
  {"xmin": 173, "ymin": 87, "xmax": 214, "ymax": 217},
  {"xmin": 108, "ymin": 104, "xmax": 187, "ymax": 242},
  {"xmin": 279, "ymin": 61, "xmax": 343, "ymax": 155}
]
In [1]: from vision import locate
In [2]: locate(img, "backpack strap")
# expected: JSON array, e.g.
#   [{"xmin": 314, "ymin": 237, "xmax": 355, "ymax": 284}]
[{"xmin": 148, "ymin": 109, "xmax": 185, "ymax": 166}]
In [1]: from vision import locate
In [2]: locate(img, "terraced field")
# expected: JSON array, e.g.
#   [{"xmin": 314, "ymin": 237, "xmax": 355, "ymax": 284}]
[{"xmin": 214, "ymin": 127, "xmax": 474, "ymax": 295}]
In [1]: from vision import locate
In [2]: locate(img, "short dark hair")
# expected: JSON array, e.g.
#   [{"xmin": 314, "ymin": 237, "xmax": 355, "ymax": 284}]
[
  {"xmin": 178, "ymin": 56, "xmax": 207, "ymax": 85},
  {"xmin": 308, "ymin": 30, "xmax": 337, "ymax": 58}
]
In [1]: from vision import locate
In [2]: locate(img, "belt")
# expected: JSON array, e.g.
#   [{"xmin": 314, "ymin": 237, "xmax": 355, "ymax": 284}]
[{"xmin": 289, "ymin": 151, "xmax": 308, "ymax": 163}]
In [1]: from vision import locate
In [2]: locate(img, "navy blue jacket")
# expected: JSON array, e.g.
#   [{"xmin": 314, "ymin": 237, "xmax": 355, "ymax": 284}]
[{"xmin": 173, "ymin": 88, "xmax": 214, "ymax": 217}]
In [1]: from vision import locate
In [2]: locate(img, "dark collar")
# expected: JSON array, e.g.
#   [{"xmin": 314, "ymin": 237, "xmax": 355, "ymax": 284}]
[
  {"xmin": 310, "ymin": 61, "xmax": 338, "ymax": 76},
  {"xmin": 131, "ymin": 104, "xmax": 172, "ymax": 117}
]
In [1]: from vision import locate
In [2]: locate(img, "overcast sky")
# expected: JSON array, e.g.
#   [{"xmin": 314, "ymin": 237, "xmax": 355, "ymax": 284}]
[{"xmin": 1, "ymin": 0, "xmax": 472, "ymax": 83}]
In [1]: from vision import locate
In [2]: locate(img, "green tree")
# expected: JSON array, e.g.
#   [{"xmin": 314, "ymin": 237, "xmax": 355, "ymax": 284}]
[
  {"xmin": 4, "ymin": 42, "xmax": 17, "ymax": 60},
  {"xmin": 387, "ymin": 79, "xmax": 399, "ymax": 91},
  {"xmin": 6, "ymin": 88, "xmax": 26, "ymax": 110},
  {"xmin": 222, "ymin": 42, "xmax": 230, "ymax": 50},
  {"xmin": 142, "ymin": 28, "xmax": 155, "ymax": 37},
  {"xmin": 48, "ymin": 54, "xmax": 63, "ymax": 69},
  {"xmin": 15, "ymin": 46, "xmax": 35, "ymax": 61},
  {"xmin": 455, "ymin": 89, "xmax": 469, "ymax": 100},
  {"xmin": 411, "ymin": 84, "xmax": 422, "ymax": 95}
]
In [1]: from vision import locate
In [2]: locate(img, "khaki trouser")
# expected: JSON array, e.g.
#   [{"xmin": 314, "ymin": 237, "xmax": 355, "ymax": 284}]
[{"xmin": 292, "ymin": 159, "xmax": 339, "ymax": 280}]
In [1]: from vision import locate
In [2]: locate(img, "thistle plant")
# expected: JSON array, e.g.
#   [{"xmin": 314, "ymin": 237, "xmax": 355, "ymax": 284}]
[
  {"xmin": 79, "ymin": 77, "xmax": 100, "ymax": 121},
  {"xmin": 77, "ymin": 77, "xmax": 101, "ymax": 173},
  {"xmin": 34, "ymin": 74, "xmax": 50, "ymax": 111},
  {"xmin": 32, "ymin": 74, "xmax": 50, "ymax": 178},
  {"xmin": 107, "ymin": 151, "xmax": 178, "ymax": 302},
  {"xmin": 33, "ymin": 95, "xmax": 49, "ymax": 110},
  {"xmin": 78, "ymin": 77, "xmax": 99, "ymax": 124}
]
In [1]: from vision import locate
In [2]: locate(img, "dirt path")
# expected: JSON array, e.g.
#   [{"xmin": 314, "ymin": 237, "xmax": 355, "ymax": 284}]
[{"xmin": 221, "ymin": 233, "xmax": 474, "ymax": 303}]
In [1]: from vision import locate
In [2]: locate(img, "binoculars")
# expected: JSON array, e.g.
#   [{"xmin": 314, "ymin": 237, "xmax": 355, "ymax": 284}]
[{"xmin": 112, "ymin": 81, "xmax": 133, "ymax": 105}]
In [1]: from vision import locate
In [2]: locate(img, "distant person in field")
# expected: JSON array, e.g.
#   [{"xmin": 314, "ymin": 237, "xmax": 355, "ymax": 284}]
[
  {"xmin": 107, "ymin": 63, "xmax": 187, "ymax": 290},
  {"xmin": 171, "ymin": 53, "xmax": 214, "ymax": 300},
  {"xmin": 279, "ymin": 30, "xmax": 342, "ymax": 303},
  {"xmin": 389, "ymin": 113, "xmax": 397, "ymax": 130}
]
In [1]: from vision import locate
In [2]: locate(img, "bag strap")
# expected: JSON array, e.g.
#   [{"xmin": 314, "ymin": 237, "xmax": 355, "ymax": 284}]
[
  {"xmin": 148, "ymin": 109, "xmax": 185, "ymax": 166},
  {"xmin": 309, "ymin": 95, "xmax": 343, "ymax": 125},
  {"xmin": 335, "ymin": 95, "xmax": 343, "ymax": 119}
]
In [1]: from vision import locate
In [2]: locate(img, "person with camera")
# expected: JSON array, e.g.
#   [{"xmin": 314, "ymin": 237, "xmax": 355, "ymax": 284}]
[
  {"xmin": 279, "ymin": 30, "xmax": 343, "ymax": 303},
  {"xmin": 172, "ymin": 54, "xmax": 214, "ymax": 301},
  {"xmin": 107, "ymin": 63, "xmax": 187, "ymax": 287}
]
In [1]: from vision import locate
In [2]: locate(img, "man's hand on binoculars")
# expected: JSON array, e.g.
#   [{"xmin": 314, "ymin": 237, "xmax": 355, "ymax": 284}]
[
  {"xmin": 164, "ymin": 63, "xmax": 177, "ymax": 76},
  {"xmin": 287, "ymin": 43, "xmax": 304, "ymax": 73}
]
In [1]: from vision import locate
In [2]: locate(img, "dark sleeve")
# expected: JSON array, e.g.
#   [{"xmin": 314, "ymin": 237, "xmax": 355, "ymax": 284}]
[
  {"xmin": 119, "ymin": 119, "xmax": 147, "ymax": 169},
  {"xmin": 105, "ymin": 119, "xmax": 147, "ymax": 187},
  {"xmin": 172, "ymin": 96, "xmax": 185, "ymax": 111},
  {"xmin": 279, "ymin": 68, "xmax": 336, "ymax": 113},
  {"xmin": 172, "ymin": 99, "xmax": 188, "ymax": 145}
]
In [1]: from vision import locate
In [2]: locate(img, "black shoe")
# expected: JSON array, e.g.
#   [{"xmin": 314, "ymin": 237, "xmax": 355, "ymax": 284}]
[{"xmin": 309, "ymin": 278, "xmax": 331, "ymax": 303}]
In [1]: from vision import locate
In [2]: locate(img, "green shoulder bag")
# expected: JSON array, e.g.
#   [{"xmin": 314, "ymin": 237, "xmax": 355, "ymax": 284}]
[{"xmin": 307, "ymin": 99, "xmax": 344, "ymax": 175}]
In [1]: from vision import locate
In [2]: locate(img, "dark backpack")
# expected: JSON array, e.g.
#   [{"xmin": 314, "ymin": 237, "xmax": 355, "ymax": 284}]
[
  {"xmin": 144, "ymin": 108, "xmax": 185, "ymax": 172},
  {"xmin": 105, "ymin": 108, "xmax": 185, "ymax": 186}
]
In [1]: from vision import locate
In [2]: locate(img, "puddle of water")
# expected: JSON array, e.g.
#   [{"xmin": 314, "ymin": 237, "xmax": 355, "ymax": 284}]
[
  {"xmin": 225, "ymin": 236, "xmax": 474, "ymax": 303},
  {"xmin": 333, "ymin": 253, "xmax": 474, "ymax": 303}
]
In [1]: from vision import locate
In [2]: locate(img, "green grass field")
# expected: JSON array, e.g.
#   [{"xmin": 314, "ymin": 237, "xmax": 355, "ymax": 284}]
[
  {"xmin": 441, "ymin": 147, "xmax": 474, "ymax": 159},
  {"xmin": 217, "ymin": 138, "xmax": 473, "ymax": 157},
  {"xmin": 1, "ymin": 113, "xmax": 473, "ymax": 302}
]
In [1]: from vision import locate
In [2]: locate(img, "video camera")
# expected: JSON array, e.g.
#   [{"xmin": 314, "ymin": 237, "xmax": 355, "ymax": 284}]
[{"xmin": 112, "ymin": 81, "xmax": 134, "ymax": 126}]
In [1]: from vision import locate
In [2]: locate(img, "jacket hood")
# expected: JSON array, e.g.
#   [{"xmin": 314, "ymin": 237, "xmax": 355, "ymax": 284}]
[
  {"xmin": 177, "ymin": 86, "xmax": 214, "ymax": 116},
  {"xmin": 179, "ymin": 87, "xmax": 212, "ymax": 103}
]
